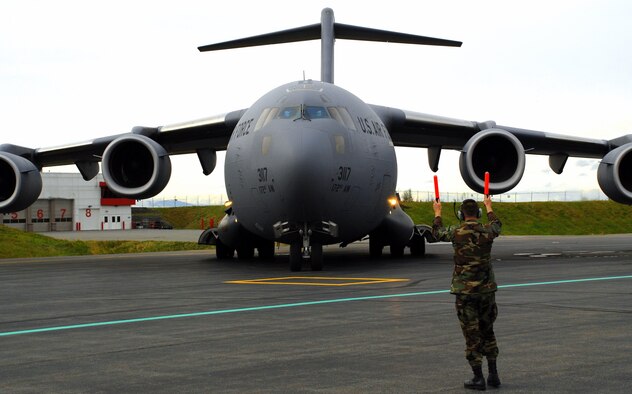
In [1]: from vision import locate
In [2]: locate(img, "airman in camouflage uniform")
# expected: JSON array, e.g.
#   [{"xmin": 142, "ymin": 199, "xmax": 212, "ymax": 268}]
[{"xmin": 432, "ymin": 196, "xmax": 501, "ymax": 390}]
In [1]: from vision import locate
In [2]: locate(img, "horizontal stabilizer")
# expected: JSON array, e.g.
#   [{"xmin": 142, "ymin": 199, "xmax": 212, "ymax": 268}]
[
  {"xmin": 335, "ymin": 23, "xmax": 461, "ymax": 47},
  {"xmin": 198, "ymin": 24, "xmax": 321, "ymax": 52},
  {"xmin": 198, "ymin": 23, "xmax": 461, "ymax": 52}
]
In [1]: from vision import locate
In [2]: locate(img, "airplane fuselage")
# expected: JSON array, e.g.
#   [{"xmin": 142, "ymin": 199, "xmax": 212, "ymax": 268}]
[{"xmin": 224, "ymin": 80, "xmax": 397, "ymax": 245}]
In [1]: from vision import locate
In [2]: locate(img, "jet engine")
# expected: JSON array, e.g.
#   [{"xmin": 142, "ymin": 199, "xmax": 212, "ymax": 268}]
[
  {"xmin": 101, "ymin": 134, "xmax": 171, "ymax": 199},
  {"xmin": 597, "ymin": 143, "xmax": 632, "ymax": 204},
  {"xmin": 459, "ymin": 129, "xmax": 526, "ymax": 194},
  {"xmin": 0, "ymin": 152, "xmax": 42, "ymax": 213}
]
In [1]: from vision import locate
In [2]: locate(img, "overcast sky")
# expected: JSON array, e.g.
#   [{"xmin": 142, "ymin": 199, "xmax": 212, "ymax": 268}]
[{"xmin": 2, "ymin": 0, "xmax": 632, "ymax": 200}]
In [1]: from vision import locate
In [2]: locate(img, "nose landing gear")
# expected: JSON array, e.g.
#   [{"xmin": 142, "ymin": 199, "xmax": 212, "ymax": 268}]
[{"xmin": 289, "ymin": 224, "xmax": 324, "ymax": 271}]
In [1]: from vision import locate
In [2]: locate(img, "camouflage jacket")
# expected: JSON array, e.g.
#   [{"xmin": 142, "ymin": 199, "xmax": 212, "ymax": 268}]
[{"xmin": 432, "ymin": 212, "xmax": 502, "ymax": 294}]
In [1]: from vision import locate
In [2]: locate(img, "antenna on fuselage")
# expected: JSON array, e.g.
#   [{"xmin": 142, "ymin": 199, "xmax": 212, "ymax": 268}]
[{"xmin": 198, "ymin": 8, "xmax": 462, "ymax": 85}]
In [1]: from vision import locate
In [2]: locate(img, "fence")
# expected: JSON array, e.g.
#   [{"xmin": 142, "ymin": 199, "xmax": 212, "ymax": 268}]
[
  {"xmin": 135, "ymin": 194, "xmax": 228, "ymax": 208},
  {"xmin": 135, "ymin": 189, "xmax": 608, "ymax": 208},
  {"xmin": 399, "ymin": 189, "xmax": 608, "ymax": 203}
]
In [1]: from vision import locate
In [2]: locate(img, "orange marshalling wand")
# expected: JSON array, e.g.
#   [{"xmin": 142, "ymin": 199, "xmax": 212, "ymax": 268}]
[
  {"xmin": 434, "ymin": 175, "xmax": 440, "ymax": 202},
  {"xmin": 484, "ymin": 171, "xmax": 490, "ymax": 196}
]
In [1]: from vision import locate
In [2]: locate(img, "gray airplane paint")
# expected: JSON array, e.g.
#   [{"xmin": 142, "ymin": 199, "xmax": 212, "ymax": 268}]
[{"xmin": 225, "ymin": 81, "xmax": 397, "ymax": 245}]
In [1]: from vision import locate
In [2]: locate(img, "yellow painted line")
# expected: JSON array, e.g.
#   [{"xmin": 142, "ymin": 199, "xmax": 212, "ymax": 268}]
[{"xmin": 225, "ymin": 276, "xmax": 409, "ymax": 286}]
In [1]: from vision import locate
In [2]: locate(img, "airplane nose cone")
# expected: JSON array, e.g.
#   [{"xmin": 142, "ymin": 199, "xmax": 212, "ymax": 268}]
[{"xmin": 274, "ymin": 125, "xmax": 333, "ymax": 222}]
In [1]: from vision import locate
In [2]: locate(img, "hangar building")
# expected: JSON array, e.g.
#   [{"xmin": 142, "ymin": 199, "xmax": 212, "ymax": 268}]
[{"xmin": 1, "ymin": 173, "xmax": 134, "ymax": 232}]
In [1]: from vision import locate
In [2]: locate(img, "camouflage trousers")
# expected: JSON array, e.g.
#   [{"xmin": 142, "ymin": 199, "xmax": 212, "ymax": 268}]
[{"xmin": 455, "ymin": 292, "xmax": 499, "ymax": 367}]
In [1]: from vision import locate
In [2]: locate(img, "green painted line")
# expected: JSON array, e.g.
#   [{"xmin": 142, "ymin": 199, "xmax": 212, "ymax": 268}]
[
  {"xmin": 498, "ymin": 275, "xmax": 632, "ymax": 288},
  {"xmin": 1, "ymin": 274, "xmax": 631, "ymax": 337}
]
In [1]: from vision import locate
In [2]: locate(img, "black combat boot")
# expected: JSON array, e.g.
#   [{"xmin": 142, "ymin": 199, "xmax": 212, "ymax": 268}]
[
  {"xmin": 464, "ymin": 365, "xmax": 486, "ymax": 390},
  {"xmin": 487, "ymin": 359, "xmax": 501, "ymax": 388}
]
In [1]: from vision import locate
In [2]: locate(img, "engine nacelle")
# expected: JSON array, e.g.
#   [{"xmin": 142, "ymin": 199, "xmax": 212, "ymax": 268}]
[
  {"xmin": 597, "ymin": 143, "xmax": 632, "ymax": 204},
  {"xmin": 0, "ymin": 152, "xmax": 42, "ymax": 213},
  {"xmin": 459, "ymin": 129, "xmax": 526, "ymax": 194},
  {"xmin": 102, "ymin": 134, "xmax": 171, "ymax": 199}
]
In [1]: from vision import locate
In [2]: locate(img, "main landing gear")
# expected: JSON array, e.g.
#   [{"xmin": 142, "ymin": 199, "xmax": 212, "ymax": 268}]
[
  {"xmin": 215, "ymin": 238, "xmax": 275, "ymax": 261},
  {"xmin": 369, "ymin": 231, "xmax": 426, "ymax": 258}
]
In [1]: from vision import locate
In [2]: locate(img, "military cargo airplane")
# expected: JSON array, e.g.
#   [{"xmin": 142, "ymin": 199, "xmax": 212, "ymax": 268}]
[{"xmin": 1, "ymin": 8, "xmax": 631, "ymax": 270}]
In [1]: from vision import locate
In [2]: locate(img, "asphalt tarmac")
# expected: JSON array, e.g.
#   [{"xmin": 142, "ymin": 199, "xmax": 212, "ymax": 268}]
[{"xmin": 1, "ymin": 234, "xmax": 631, "ymax": 393}]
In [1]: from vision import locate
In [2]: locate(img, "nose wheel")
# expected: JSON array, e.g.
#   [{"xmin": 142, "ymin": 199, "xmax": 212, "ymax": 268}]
[
  {"xmin": 310, "ymin": 243, "xmax": 323, "ymax": 271},
  {"xmin": 289, "ymin": 243, "xmax": 302, "ymax": 271},
  {"xmin": 289, "ymin": 243, "xmax": 324, "ymax": 271}
]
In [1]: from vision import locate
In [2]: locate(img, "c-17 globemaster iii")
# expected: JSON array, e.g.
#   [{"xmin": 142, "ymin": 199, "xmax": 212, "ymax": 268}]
[{"xmin": 1, "ymin": 8, "xmax": 631, "ymax": 271}]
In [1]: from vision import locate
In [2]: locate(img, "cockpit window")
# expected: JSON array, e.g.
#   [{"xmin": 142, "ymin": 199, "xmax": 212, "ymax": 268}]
[
  {"xmin": 275, "ymin": 106, "xmax": 331, "ymax": 120},
  {"xmin": 305, "ymin": 106, "xmax": 329, "ymax": 119},
  {"xmin": 328, "ymin": 106, "xmax": 356, "ymax": 131},
  {"xmin": 277, "ymin": 107, "xmax": 300, "ymax": 119},
  {"xmin": 254, "ymin": 107, "xmax": 279, "ymax": 131}
]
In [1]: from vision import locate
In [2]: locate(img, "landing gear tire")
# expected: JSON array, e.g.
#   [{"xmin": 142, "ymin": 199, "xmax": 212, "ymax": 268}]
[
  {"xmin": 290, "ymin": 243, "xmax": 302, "ymax": 271},
  {"xmin": 369, "ymin": 238, "xmax": 383, "ymax": 259},
  {"xmin": 410, "ymin": 238, "xmax": 426, "ymax": 257},
  {"xmin": 216, "ymin": 239, "xmax": 234, "ymax": 260},
  {"xmin": 257, "ymin": 241, "xmax": 275, "ymax": 260},
  {"xmin": 390, "ymin": 245, "xmax": 405, "ymax": 258},
  {"xmin": 310, "ymin": 243, "xmax": 323, "ymax": 271},
  {"xmin": 237, "ymin": 246, "xmax": 255, "ymax": 260}
]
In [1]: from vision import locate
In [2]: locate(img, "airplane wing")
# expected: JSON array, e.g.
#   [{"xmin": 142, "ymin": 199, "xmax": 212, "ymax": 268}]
[
  {"xmin": 371, "ymin": 104, "xmax": 612, "ymax": 156},
  {"xmin": 370, "ymin": 104, "xmax": 632, "ymax": 203},
  {"xmin": 0, "ymin": 109, "xmax": 246, "ymax": 212},
  {"xmin": 3, "ymin": 109, "xmax": 247, "ymax": 169}
]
